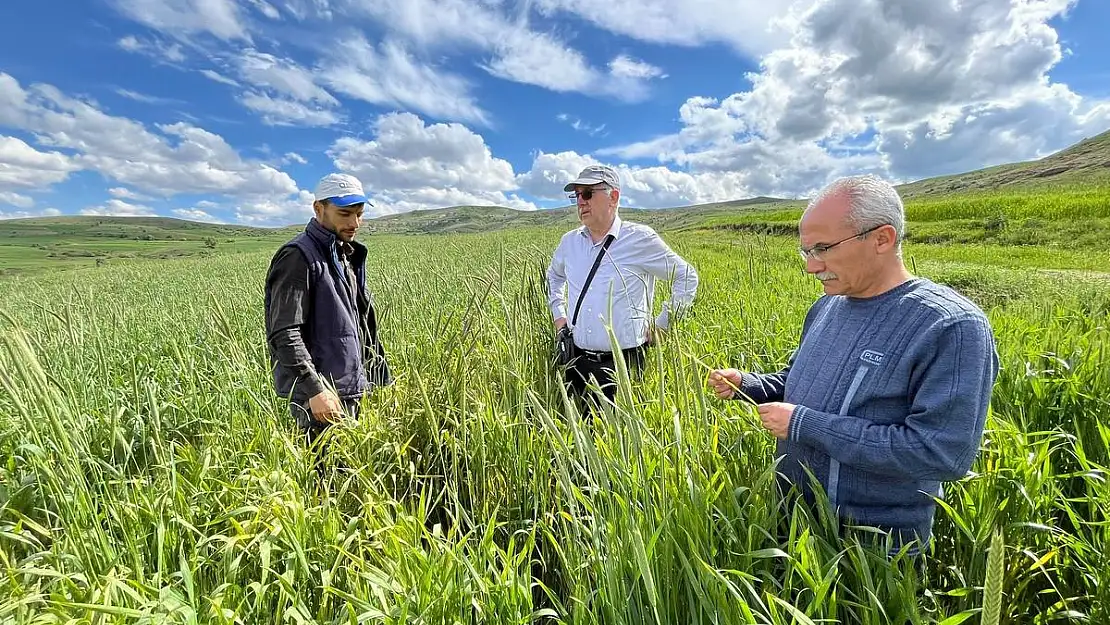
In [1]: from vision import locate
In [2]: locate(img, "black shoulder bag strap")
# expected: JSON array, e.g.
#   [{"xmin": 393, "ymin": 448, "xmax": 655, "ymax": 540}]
[{"xmin": 570, "ymin": 233, "xmax": 615, "ymax": 327}]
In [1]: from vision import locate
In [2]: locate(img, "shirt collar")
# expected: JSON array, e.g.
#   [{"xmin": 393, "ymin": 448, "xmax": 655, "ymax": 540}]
[{"xmin": 579, "ymin": 215, "xmax": 623, "ymax": 242}]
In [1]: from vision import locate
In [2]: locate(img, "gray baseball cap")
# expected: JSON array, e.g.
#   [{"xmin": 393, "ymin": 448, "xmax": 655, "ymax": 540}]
[{"xmin": 563, "ymin": 165, "xmax": 621, "ymax": 192}]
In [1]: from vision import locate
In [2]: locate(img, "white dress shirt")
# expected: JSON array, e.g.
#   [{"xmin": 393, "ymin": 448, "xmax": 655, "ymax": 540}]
[{"xmin": 546, "ymin": 217, "xmax": 699, "ymax": 352}]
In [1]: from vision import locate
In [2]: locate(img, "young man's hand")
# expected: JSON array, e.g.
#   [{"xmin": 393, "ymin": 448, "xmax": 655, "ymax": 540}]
[{"xmin": 308, "ymin": 390, "xmax": 344, "ymax": 423}]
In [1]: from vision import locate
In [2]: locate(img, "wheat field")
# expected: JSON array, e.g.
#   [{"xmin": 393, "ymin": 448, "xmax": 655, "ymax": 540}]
[{"xmin": 1, "ymin": 228, "xmax": 1108, "ymax": 624}]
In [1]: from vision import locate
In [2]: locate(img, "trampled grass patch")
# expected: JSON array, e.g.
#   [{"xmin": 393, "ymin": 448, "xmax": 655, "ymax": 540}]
[{"xmin": 0, "ymin": 229, "xmax": 1108, "ymax": 623}]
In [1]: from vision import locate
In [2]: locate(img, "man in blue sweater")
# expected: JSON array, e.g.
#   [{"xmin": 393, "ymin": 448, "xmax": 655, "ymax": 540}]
[{"xmin": 710, "ymin": 174, "xmax": 999, "ymax": 556}]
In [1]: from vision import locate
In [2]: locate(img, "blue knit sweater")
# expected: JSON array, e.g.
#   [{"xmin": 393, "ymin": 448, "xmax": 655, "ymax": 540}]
[{"xmin": 736, "ymin": 277, "xmax": 999, "ymax": 553}]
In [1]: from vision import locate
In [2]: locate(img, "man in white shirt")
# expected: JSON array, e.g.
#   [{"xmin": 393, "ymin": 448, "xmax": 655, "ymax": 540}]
[{"xmin": 546, "ymin": 165, "xmax": 699, "ymax": 405}]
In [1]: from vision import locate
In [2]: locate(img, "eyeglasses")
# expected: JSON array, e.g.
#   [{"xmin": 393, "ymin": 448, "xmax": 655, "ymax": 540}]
[
  {"xmin": 568, "ymin": 186, "xmax": 610, "ymax": 201},
  {"xmin": 798, "ymin": 224, "xmax": 885, "ymax": 261}
]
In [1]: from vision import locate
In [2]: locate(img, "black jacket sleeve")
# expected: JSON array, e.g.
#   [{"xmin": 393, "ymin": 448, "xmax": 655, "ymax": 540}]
[{"xmin": 264, "ymin": 246, "xmax": 326, "ymax": 399}]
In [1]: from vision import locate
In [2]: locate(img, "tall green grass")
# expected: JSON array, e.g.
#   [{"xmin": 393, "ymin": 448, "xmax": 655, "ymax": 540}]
[
  {"xmin": 0, "ymin": 229, "xmax": 1108, "ymax": 623},
  {"xmin": 700, "ymin": 188, "xmax": 1110, "ymax": 252}
]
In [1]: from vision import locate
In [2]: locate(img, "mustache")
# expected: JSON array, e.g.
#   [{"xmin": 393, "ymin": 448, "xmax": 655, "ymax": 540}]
[{"xmin": 816, "ymin": 272, "xmax": 837, "ymax": 281}]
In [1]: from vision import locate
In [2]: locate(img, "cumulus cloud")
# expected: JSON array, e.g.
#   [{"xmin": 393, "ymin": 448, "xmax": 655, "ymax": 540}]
[
  {"xmin": 0, "ymin": 72, "xmax": 316, "ymax": 226},
  {"xmin": 81, "ymin": 199, "xmax": 157, "ymax": 217},
  {"xmin": 329, "ymin": 112, "xmax": 536, "ymax": 215},
  {"xmin": 516, "ymin": 151, "xmax": 765, "ymax": 208},
  {"xmin": 0, "ymin": 135, "xmax": 81, "ymax": 188},
  {"xmin": 0, "ymin": 191, "xmax": 34, "ymax": 209},
  {"xmin": 173, "ymin": 208, "xmax": 223, "ymax": 222},
  {"xmin": 232, "ymin": 189, "xmax": 316, "ymax": 225},
  {"xmin": 599, "ymin": 0, "xmax": 1110, "ymax": 191},
  {"xmin": 10, "ymin": 0, "xmax": 1110, "ymax": 225},
  {"xmin": 0, "ymin": 72, "xmax": 302, "ymax": 199}
]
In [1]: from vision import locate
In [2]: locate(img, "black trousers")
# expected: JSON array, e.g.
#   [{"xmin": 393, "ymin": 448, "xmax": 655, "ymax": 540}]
[{"xmin": 564, "ymin": 343, "xmax": 648, "ymax": 405}]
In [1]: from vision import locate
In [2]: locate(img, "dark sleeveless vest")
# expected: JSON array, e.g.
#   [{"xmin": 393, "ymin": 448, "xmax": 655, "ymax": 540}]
[{"xmin": 268, "ymin": 218, "xmax": 391, "ymax": 401}]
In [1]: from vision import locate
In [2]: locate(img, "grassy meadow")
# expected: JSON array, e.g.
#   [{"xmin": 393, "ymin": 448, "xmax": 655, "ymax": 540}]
[{"xmin": 1, "ymin": 193, "xmax": 1110, "ymax": 624}]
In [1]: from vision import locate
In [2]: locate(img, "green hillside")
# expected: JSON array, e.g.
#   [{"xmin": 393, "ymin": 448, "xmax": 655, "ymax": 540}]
[
  {"xmin": 896, "ymin": 129, "xmax": 1110, "ymax": 198},
  {"xmin": 363, "ymin": 196, "xmax": 791, "ymax": 235},
  {"xmin": 1, "ymin": 128, "xmax": 1109, "ymax": 275},
  {"xmin": 0, "ymin": 216, "xmax": 287, "ymax": 275}
]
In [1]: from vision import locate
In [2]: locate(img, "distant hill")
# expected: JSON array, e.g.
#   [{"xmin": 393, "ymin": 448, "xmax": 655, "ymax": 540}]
[
  {"xmin": 367, "ymin": 129, "xmax": 1110, "ymax": 233},
  {"xmin": 896, "ymin": 129, "xmax": 1110, "ymax": 198},
  {"xmin": 1, "ymin": 128, "xmax": 1108, "ymax": 274},
  {"xmin": 0, "ymin": 215, "xmax": 286, "ymax": 275},
  {"xmin": 0, "ymin": 215, "xmax": 273, "ymax": 241},
  {"xmin": 363, "ymin": 196, "xmax": 792, "ymax": 235}
]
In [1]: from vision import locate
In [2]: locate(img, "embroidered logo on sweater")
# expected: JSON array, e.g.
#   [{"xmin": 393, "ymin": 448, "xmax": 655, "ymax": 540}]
[{"xmin": 859, "ymin": 349, "xmax": 885, "ymax": 366}]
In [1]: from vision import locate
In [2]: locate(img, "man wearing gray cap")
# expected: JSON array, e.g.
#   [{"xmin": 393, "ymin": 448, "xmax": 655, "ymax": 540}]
[
  {"xmin": 264, "ymin": 173, "xmax": 393, "ymax": 447},
  {"xmin": 547, "ymin": 165, "xmax": 699, "ymax": 407}
]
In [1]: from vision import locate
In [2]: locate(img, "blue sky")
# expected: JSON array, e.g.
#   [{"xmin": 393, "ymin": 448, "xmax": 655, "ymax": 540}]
[{"xmin": 0, "ymin": 0, "xmax": 1108, "ymax": 226}]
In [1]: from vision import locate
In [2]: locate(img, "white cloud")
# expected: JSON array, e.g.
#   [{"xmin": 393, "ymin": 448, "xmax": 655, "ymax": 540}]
[
  {"xmin": 238, "ymin": 92, "xmax": 342, "ymax": 127},
  {"xmin": 0, "ymin": 191, "xmax": 34, "ymax": 209},
  {"xmin": 345, "ymin": 0, "xmax": 665, "ymax": 102},
  {"xmin": 516, "ymin": 151, "xmax": 767, "ymax": 208},
  {"xmin": 110, "ymin": 0, "xmax": 248, "ymax": 42},
  {"xmin": 229, "ymin": 50, "xmax": 342, "ymax": 126},
  {"xmin": 115, "ymin": 88, "xmax": 181, "ymax": 105},
  {"xmin": 281, "ymin": 0, "xmax": 334, "ymax": 21},
  {"xmin": 0, "ymin": 207, "xmax": 61, "ymax": 220},
  {"xmin": 609, "ymin": 55, "xmax": 665, "ymax": 81},
  {"xmin": 235, "ymin": 49, "xmax": 337, "ymax": 105},
  {"xmin": 0, "ymin": 135, "xmax": 81, "ymax": 189},
  {"xmin": 596, "ymin": 0, "xmax": 1110, "ymax": 192},
  {"xmin": 556, "ymin": 114, "xmax": 607, "ymax": 136},
  {"xmin": 10, "ymin": 0, "xmax": 1110, "ymax": 225},
  {"xmin": 328, "ymin": 112, "xmax": 536, "ymax": 214},
  {"xmin": 320, "ymin": 37, "xmax": 489, "ymax": 125},
  {"xmin": 117, "ymin": 35, "xmax": 187, "ymax": 63},
  {"xmin": 81, "ymin": 199, "xmax": 157, "ymax": 217},
  {"xmin": 200, "ymin": 69, "xmax": 241, "ymax": 87},
  {"xmin": 108, "ymin": 187, "xmax": 150, "ymax": 200},
  {"xmin": 248, "ymin": 0, "xmax": 282, "ymax": 20},
  {"xmin": 514, "ymin": 151, "xmax": 597, "ymax": 199},
  {"xmin": 481, "ymin": 31, "xmax": 597, "ymax": 94},
  {"xmin": 173, "ymin": 208, "xmax": 223, "ymax": 222},
  {"xmin": 533, "ymin": 0, "xmax": 804, "ymax": 57},
  {"xmin": 0, "ymin": 72, "xmax": 302, "ymax": 200},
  {"xmin": 233, "ymin": 189, "xmax": 316, "ymax": 225}
]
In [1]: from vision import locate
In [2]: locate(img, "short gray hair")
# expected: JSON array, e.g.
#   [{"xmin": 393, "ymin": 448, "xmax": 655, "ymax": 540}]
[{"xmin": 805, "ymin": 174, "xmax": 905, "ymax": 247}]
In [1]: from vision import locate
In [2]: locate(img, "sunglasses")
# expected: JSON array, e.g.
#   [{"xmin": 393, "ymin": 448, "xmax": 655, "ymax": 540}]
[{"xmin": 568, "ymin": 186, "xmax": 610, "ymax": 201}]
